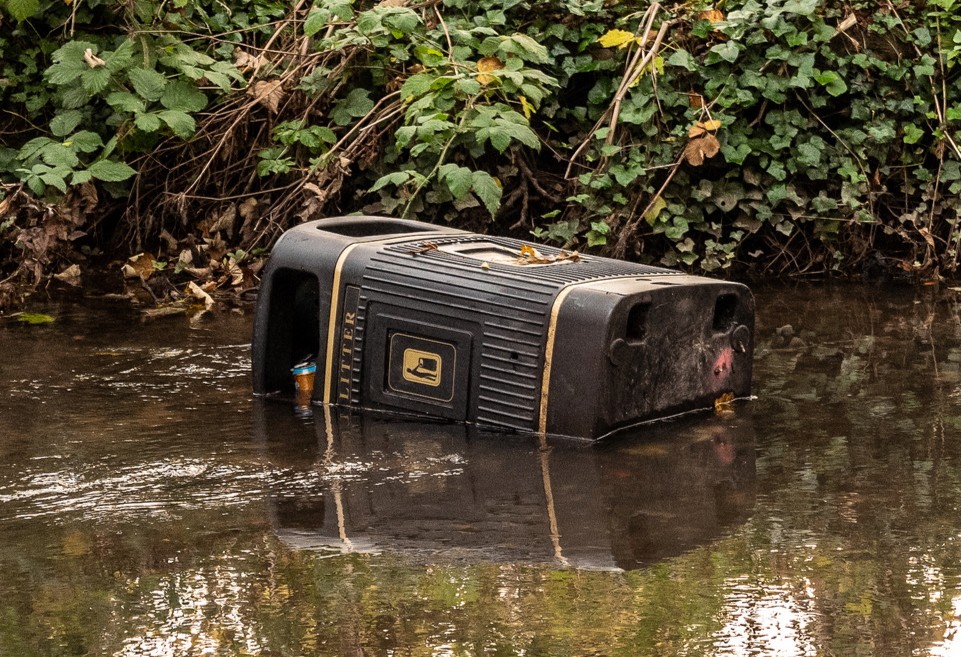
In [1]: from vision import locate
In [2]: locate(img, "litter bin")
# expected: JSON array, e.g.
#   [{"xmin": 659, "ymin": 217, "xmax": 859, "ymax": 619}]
[{"xmin": 251, "ymin": 216, "xmax": 754, "ymax": 439}]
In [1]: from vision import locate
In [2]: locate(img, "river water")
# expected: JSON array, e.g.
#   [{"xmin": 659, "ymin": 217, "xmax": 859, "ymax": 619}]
[{"xmin": 0, "ymin": 285, "xmax": 958, "ymax": 656}]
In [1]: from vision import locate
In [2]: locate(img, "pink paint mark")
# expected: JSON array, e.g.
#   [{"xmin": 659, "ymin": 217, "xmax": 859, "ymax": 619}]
[{"xmin": 712, "ymin": 347, "xmax": 734, "ymax": 380}]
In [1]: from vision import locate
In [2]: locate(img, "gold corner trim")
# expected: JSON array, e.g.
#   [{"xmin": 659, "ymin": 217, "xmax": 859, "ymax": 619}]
[{"xmin": 538, "ymin": 285, "xmax": 576, "ymax": 435}]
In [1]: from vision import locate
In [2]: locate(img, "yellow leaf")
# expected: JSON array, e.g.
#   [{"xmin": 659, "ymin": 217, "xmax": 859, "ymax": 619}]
[
  {"xmin": 644, "ymin": 196, "xmax": 667, "ymax": 225},
  {"xmin": 598, "ymin": 29, "xmax": 637, "ymax": 49},
  {"xmin": 714, "ymin": 392, "xmax": 734, "ymax": 413},
  {"xmin": 476, "ymin": 56, "xmax": 504, "ymax": 85},
  {"xmin": 701, "ymin": 119, "xmax": 722, "ymax": 132},
  {"xmin": 519, "ymin": 95, "xmax": 534, "ymax": 119}
]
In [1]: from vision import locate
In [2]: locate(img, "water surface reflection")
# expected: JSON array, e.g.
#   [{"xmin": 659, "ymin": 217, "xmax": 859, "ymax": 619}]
[{"xmin": 0, "ymin": 286, "xmax": 957, "ymax": 657}]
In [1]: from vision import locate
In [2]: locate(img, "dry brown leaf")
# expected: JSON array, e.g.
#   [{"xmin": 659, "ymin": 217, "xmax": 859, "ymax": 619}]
[
  {"xmin": 683, "ymin": 133, "xmax": 721, "ymax": 166},
  {"xmin": 122, "ymin": 253, "xmax": 157, "ymax": 280},
  {"xmin": 238, "ymin": 197, "xmax": 259, "ymax": 222},
  {"xmin": 688, "ymin": 119, "xmax": 722, "ymax": 138},
  {"xmin": 248, "ymin": 79, "xmax": 285, "ymax": 113},
  {"xmin": 233, "ymin": 48, "xmax": 260, "ymax": 72},
  {"xmin": 698, "ymin": 9, "xmax": 725, "ymax": 23},
  {"xmin": 83, "ymin": 48, "xmax": 105, "ymax": 68},
  {"xmin": 54, "ymin": 264, "xmax": 81, "ymax": 287},
  {"xmin": 477, "ymin": 56, "xmax": 504, "ymax": 85},
  {"xmin": 701, "ymin": 133, "xmax": 721, "ymax": 158},
  {"xmin": 688, "ymin": 92, "xmax": 704, "ymax": 109},
  {"xmin": 207, "ymin": 204, "xmax": 237, "ymax": 235},
  {"xmin": 376, "ymin": 0, "xmax": 407, "ymax": 6}
]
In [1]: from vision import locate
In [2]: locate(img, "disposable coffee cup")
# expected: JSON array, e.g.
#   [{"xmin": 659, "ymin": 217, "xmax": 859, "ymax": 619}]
[{"xmin": 291, "ymin": 360, "xmax": 316, "ymax": 407}]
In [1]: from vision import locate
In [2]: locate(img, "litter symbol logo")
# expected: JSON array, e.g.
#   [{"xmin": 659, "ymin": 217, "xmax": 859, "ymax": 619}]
[
  {"xmin": 387, "ymin": 332, "xmax": 456, "ymax": 403},
  {"xmin": 403, "ymin": 349, "xmax": 441, "ymax": 387}
]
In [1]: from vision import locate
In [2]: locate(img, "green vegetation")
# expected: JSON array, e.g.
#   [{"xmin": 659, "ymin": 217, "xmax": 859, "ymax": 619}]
[{"xmin": 1, "ymin": 0, "xmax": 960, "ymax": 305}]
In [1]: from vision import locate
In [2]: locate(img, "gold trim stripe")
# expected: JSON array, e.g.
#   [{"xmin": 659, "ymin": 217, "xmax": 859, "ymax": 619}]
[{"xmin": 323, "ymin": 243, "xmax": 362, "ymax": 403}]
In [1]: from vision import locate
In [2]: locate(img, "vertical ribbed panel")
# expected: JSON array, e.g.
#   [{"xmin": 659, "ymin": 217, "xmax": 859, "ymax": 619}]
[{"xmin": 350, "ymin": 235, "xmax": 679, "ymax": 431}]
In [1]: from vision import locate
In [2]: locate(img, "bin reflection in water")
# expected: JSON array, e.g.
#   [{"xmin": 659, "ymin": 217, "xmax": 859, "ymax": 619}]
[{"xmin": 254, "ymin": 406, "xmax": 756, "ymax": 571}]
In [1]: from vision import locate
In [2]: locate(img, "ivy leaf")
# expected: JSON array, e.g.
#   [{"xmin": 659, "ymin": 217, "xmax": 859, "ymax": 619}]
[
  {"xmin": 4, "ymin": 0, "xmax": 39, "ymax": 20},
  {"xmin": 439, "ymin": 164, "xmax": 473, "ymax": 199},
  {"xmin": 87, "ymin": 159, "xmax": 136, "ymax": 182},
  {"xmin": 160, "ymin": 80, "xmax": 207, "ymax": 112},
  {"xmin": 667, "ymin": 49, "xmax": 697, "ymax": 71},
  {"xmin": 128, "ymin": 67, "xmax": 168, "ymax": 102},
  {"xmin": 814, "ymin": 70, "xmax": 847, "ymax": 96},
  {"xmin": 903, "ymin": 124, "xmax": 924, "ymax": 144},
  {"xmin": 50, "ymin": 111, "xmax": 84, "ymax": 137},
  {"xmin": 471, "ymin": 170, "xmax": 502, "ymax": 216},
  {"xmin": 709, "ymin": 41, "xmax": 740, "ymax": 64},
  {"xmin": 157, "ymin": 110, "xmax": 196, "ymax": 138}
]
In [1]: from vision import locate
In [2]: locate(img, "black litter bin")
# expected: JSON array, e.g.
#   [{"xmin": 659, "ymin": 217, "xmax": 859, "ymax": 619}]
[{"xmin": 251, "ymin": 216, "xmax": 754, "ymax": 439}]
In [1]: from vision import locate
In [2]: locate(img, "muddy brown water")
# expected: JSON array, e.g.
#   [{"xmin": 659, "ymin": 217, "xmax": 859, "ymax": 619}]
[{"xmin": 0, "ymin": 285, "xmax": 958, "ymax": 656}]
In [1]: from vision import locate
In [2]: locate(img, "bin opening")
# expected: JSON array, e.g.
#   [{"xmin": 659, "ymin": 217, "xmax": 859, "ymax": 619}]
[
  {"xmin": 625, "ymin": 302, "xmax": 650, "ymax": 344},
  {"xmin": 713, "ymin": 293, "xmax": 738, "ymax": 332},
  {"xmin": 263, "ymin": 269, "xmax": 320, "ymax": 395},
  {"xmin": 318, "ymin": 218, "xmax": 435, "ymax": 237}
]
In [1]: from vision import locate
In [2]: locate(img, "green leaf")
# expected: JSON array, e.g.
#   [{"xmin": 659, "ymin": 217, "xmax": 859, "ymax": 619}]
[
  {"xmin": 106, "ymin": 91, "xmax": 146, "ymax": 113},
  {"xmin": 814, "ymin": 70, "xmax": 847, "ymax": 96},
  {"xmin": 471, "ymin": 170, "xmax": 501, "ymax": 216},
  {"xmin": 332, "ymin": 88, "xmax": 375, "ymax": 126},
  {"xmin": 128, "ymin": 67, "xmax": 168, "ymax": 102},
  {"xmin": 40, "ymin": 143, "xmax": 80, "ymax": 168},
  {"xmin": 667, "ymin": 49, "xmax": 697, "ymax": 71},
  {"xmin": 401, "ymin": 74, "xmax": 434, "ymax": 101},
  {"xmin": 709, "ymin": 41, "xmax": 740, "ymax": 64},
  {"xmin": 903, "ymin": 124, "xmax": 924, "ymax": 144},
  {"xmin": 50, "ymin": 111, "xmax": 84, "ymax": 138},
  {"xmin": 157, "ymin": 110, "xmax": 196, "ymax": 138},
  {"xmin": 87, "ymin": 159, "xmax": 136, "ymax": 182},
  {"xmin": 439, "ymin": 164, "xmax": 473, "ymax": 199},
  {"xmin": 67, "ymin": 131, "xmax": 103, "ymax": 154},
  {"xmin": 371, "ymin": 170, "xmax": 412, "ymax": 192},
  {"xmin": 81, "ymin": 67, "xmax": 112, "ymax": 94},
  {"xmin": 160, "ymin": 81, "xmax": 207, "ymax": 112},
  {"xmin": 134, "ymin": 113, "xmax": 162, "ymax": 132},
  {"xmin": 304, "ymin": 8, "xmax": 331, "ymax": 36},
  {"xmin": 47, "ymin": 41, "xmax": 96, "ymax": 85},
  {"xmin": 4, "ymin": 0, "xmax": 39, "ymax": 20}
]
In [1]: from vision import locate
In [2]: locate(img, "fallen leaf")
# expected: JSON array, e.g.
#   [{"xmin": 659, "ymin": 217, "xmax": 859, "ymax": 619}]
[
  {"xmin": 248, "ymin": 79, "xmax": 285, "ymax": 113},
  {"xmin": 207, "ymin": 204, "xmax": 237, "ymax": 235},
  {"xmin": 714, "ymin": 392, "xmax": 734, "ymax": 413},
  {"xmin": 688, "ymin": 91, "xmax": 704, "ymax": 109},
  {"xmin": 409, "ymin": 241, "xmax": 438, "ymax": 255},
  {"xmin": 15, "ymin": 313, "xmax": 56, "ymax": 325},
  {"xmin": 513, "ymin": 245, "xmax": 581, "ymax": 265},
  {"xmin": 187, "ymin": 281, "xmax": 215, "ymax": 311},
  {"xmin": 477, "ymin": 56, "xmax": 504, "ymax": 85},
  {"xmin": 239, "ymin": 197, "xmax": 259, "ymax": 222},
  {"xmin": 53, "ymin": 264, "xmax": 82, "ymax": 287},
  {"xmin": 122, "ymin": 253, "xmax": 157, "ymax": 280},
  {"xmin": 83, "ymin": 48, "xmax": 106, "ymax": 68}
]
